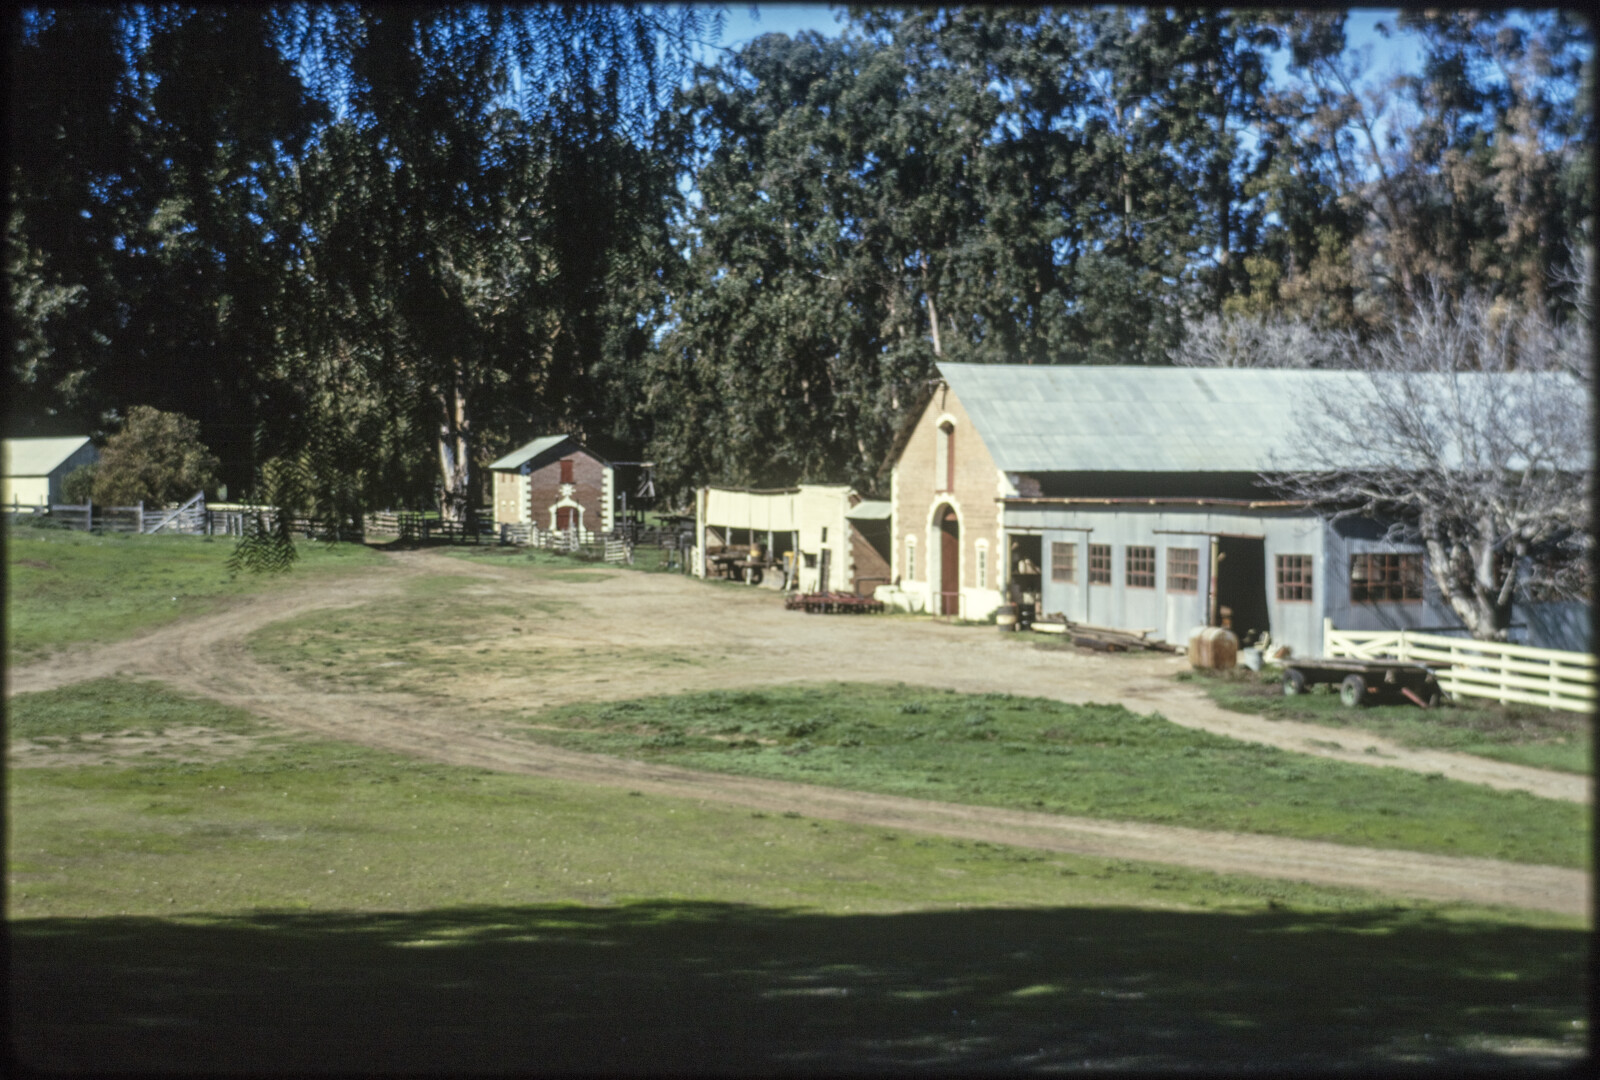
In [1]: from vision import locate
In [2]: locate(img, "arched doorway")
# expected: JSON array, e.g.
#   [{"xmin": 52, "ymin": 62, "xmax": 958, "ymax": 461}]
[{"xmin": 938, "ymin": 505, "xmax": 960, "ymax": 616}]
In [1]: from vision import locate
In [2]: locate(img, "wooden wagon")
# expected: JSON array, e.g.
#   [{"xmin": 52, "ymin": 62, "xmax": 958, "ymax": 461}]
[{"xmin": 1282, "ymin": 657, "xmax": 1451, "ymax": 709}]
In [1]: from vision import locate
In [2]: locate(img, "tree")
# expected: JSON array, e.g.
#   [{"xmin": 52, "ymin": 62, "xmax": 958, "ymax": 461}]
[
  {"xmin": 267, "ymin": 4, "xmax": 707, "ymax": 525},
  {"xmin": 1167, "ymin": 311, "xmax": 1346, "ymax": 369},
  {"xmin": 1272, "ymin": 287, "xmax": 1590, "ymax": 640},
  {"xmin": 90, "ymin": 406, "xmax": 221, "ymax": 507},
  {"xmin": 1258, "ymin": 10, "xmax": 1591, "ymax": 323}
]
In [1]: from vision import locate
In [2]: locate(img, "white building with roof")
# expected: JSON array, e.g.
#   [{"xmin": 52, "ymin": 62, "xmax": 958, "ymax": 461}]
[
  {"xmin": 881, "ymin": 363, "xmax": 1588, "ymax": 654},
  {"xmin": 695, "ymin": 484, "xmax": 893, "ymax": 594},
  {"xmin": 3, "ymin": 436, "xmax": 98, "ymax": 508}
]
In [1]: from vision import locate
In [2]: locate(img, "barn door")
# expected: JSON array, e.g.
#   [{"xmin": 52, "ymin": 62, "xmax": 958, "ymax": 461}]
[
  {"xmin": 939, "ymin": 507, "xmax": 960, "ymax": 616},
  {"xmin": 1213, "ymin": 535, "xmax": 1269, "ymax": 647}
]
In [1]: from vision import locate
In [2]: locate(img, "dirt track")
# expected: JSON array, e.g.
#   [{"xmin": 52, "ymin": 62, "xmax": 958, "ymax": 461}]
[{"xmin": 6, "ymin": 548, "xmax": 1589, "ymax": 916}]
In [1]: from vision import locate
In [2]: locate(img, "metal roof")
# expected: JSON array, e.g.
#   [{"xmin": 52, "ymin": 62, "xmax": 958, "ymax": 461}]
[
  {"xmin": 845, "ymin": 499, "xmax": 892, "ymax": 521},
  {"xmin": 487, "ymin": 435, "xmax": 574, "ymax": 471},
  {"xmin": 936, "ymin": 364, "xmax": 1588, "ymax": 473},
  {"xmin": 2, "ymin": 436, "xmax": 95, "ymax": 477}
]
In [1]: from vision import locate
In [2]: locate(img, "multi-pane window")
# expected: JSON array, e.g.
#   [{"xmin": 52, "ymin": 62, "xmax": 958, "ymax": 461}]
[
  {"xmin": 1050, "ymin": 541, "xmax": 1077, "ymax": 583},
  {"xmin": 1350, "ymin": 553, "xmax": 1424, "ymax": 602},
  {"xmin": 905, "ymin": 536, "xmax": 917, "ymax": 582},
  {"xmin": 1125, "ymin": 545, "xmax": 1156, "ymax": 588},
  {"xmin": 1276, "ymin": 554, "xmax": 1314, "ymax": 602},
  {"xmin": 975, "ymin": 544, "xmax": 988, "ymax": 590},
  {"xmin": 1088, "ymin": 543, "xmax": 1112, "ymax": 584},
  {"xmin": 1167, "ymin": 548, "xmax": 1199, "ymax": 593}
]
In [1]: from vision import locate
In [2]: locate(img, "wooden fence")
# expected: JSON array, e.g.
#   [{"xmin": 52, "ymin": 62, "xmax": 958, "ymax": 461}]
[
  {"xmin": 1323, "ymin": 619, "xmax": 1594, "ymax": 713},
  {"xmin": 363, "ymin": 511, "xmax": 494, "ymax": 543}
]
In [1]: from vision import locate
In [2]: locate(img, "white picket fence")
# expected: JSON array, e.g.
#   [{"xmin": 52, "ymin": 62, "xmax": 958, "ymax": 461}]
[{"xmin": 1323, "ymin": 618, "xmax": 1595, "ymax": 713}]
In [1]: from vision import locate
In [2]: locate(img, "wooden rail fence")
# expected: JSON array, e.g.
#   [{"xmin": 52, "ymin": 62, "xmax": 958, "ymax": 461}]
[{"xmin": 1323, "ymin": 619, "xmax": 1594, "ymax": 713}]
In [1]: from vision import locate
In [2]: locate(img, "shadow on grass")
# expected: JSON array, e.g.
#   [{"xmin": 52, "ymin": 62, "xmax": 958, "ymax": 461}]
[{"xmin": 10, "ymin": 902, "xmax": 1586, "ymax": 1073}]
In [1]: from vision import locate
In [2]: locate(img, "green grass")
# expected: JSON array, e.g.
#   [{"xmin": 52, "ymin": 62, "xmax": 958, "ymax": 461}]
[
  {"xmin": 5, "ymin": 526, "xmax": 387, "ymax": 663},
  {"xmin": 1180, "ymin": 666, "xmax": 1593, "ymax": 775},
  {"xmin": 6, "ymin": 680, "xmax": 1587, "ymax": 1072},
  {"xmin": 515, "ymin": 683, "xmax": 1589, "ymax": 870},
  {"xmin": 10, "ymin": 681, "xmax": 1491, "ymax": 922},
  {"xmin": 7, "ymin": 677, "xmax": 269, "ymax": 739}
]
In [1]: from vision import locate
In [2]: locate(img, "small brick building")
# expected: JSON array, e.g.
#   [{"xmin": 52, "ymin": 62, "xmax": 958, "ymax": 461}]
[{"xmin": 488, "ymin": 435, "xmax": 613, "ymax": 538}]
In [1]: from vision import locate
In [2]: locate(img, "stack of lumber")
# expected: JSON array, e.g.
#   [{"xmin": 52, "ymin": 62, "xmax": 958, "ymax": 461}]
[{"xmin": 1044, "ymin": 617, "xmax": 1178, "ymax": 653}]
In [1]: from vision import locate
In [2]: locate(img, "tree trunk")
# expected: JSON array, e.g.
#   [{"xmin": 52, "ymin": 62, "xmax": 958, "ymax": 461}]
[
  {"xmin": 436, "ymin": 363, "xmax": 472, "ymax": 524},
  {"xmin": 1423, "ymin": 531, "xmax": 1514, "ymax": 641}
]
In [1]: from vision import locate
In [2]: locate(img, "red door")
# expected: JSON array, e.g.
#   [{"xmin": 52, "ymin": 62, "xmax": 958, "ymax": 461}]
[
  {"xmin": 556, "ymin": 506, "xmax": 575, "ymax": 531},
  {"xmin": 940, "ymin": 508, "xmax": 959, "ymax": 616}
]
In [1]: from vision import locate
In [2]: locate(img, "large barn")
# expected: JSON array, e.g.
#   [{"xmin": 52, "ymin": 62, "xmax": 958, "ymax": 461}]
[{"xmin": 880, "ymin": 363, "xmax": 1588, "ymax": 656}]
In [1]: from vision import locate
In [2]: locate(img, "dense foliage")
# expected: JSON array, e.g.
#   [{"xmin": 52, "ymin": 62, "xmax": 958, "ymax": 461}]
[
  {"xmin": 81, "ymin": 405, "xmax": 221, "ymax": 507},
  {"xmin": 6, "ymin": 5, "xmax": 1591, "ymax": 507}
]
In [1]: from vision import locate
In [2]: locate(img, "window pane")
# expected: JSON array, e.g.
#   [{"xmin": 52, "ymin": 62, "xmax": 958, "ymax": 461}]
[
  {"xmin": 1088, "ymin": 544, "xmax": 1111, "ymax": 585},
  {"xmin": 1126, "ymin": 545, "xmax": 1155, "ymax": 588},
  {"xmin": 1276, "ymin": 554, "xmax": 1313, "ymax": 601},
  {"xmin": 1350, "ymin": 553, "xmax": 1423, "ymax": 603},
  {"xmin": 1167, "ymin": 547, "xmax": 1198, "ymax": 592},
  {"xmin": 1050, "ymin": 541, "xmax": 1076, "ymax": 583}
]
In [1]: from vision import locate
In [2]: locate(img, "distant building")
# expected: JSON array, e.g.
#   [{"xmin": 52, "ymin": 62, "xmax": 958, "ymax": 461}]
[
  {"xmin": 881, "ymin": 363, "xmax": 1588, "ymax": 655},
  {"xmin": 2, "ymin": 436, "xmax": 98, "ymax": 507},
  {"xmin": 487, "ymin": 435, "xmax": 614, "ymax": 539}
]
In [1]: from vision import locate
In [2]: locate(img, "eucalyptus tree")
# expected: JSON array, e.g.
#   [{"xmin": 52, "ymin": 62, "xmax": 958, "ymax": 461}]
[
  {"xmin": 275, "ymin": 3, "xmax": 708, "ymax": 523},
  {"xmin": 6, "ymin": 5, "xmax": 324, "ymax": 488},
  {"xmin": 1259, "ymin": 9, "xmax": 1591, "ymax": 322},
  {"xmin": 6, "ymin": 7, "xmax": 143, "ymax": 435}
]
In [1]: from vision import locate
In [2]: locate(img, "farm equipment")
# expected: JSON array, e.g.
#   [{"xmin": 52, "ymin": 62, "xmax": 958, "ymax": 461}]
[
  {"xmin": 1282, "ymin": 657, "xmax": 1451, "ymax": 708},
  {"xmin": 784, "ymin": 591, "xmax": 885, "ymax": 614},
  {"xmin": 705, "ymin": 543, "xmax": 784, "ymax": 586}
]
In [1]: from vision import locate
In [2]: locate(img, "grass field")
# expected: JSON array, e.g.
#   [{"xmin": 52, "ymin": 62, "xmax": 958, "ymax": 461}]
[
  {"xmin": 13, "ymin": 679, "xmax": 1452, "ymax": 920},
  {"xmin": 513, "ymin": 684, "xmax": 1588, "ymax": 869},
  {"xmin": 1181, "ymin": 666, "xmax": 1593, "ymax": 775},
  {"xmin": 7, "ymin": 680, "xmax": 1586, "ymax": 1071},
  {"xmin": 7, "ymin": 535, "xmax": 1589, "ymax": 1070},
  {"xmin": 5, "ymin": 525, "xmax": 386, "ymax": 663}
]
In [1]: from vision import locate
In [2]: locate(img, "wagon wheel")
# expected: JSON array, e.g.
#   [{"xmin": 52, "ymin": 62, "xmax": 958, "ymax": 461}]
[
  {"xmin": 1282, "ymin": 669, "xmax": 1307, "ymax": 697},
  {"xmin": 746, "ymin": 566, "xmax": 763, "ymax": 586},
  {"xmin": 1339, "ymin": 673, "xmax": 1368, "ymax": 708}
]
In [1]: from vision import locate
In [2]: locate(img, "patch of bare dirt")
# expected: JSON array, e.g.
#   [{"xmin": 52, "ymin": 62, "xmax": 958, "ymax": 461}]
[{"xmin": 6, "ymin": 549, "xmax": 1589, "ymax": 916}]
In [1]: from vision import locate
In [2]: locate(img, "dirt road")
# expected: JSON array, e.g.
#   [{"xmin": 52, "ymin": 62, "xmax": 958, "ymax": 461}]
[{"xmin": 7, "ymin": 549, "xmax": 1589, "ymax": 915}]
